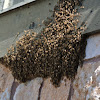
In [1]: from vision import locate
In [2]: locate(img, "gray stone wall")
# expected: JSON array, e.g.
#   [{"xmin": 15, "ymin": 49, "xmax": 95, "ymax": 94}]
[{"xmin": 0, "ymin": 0, "xmax": 58, "ymax": 57}]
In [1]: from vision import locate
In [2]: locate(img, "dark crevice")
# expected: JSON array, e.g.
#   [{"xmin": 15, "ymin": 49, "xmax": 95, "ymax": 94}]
[
  {"xmin": 37, "ymin": 80, "xmax": 44, "ymax": 100},
  {"xmin": 84, "ymin": 55, "xmax": 100, "ymax": 64},
  {"xmin": 67, "ymin": 80, "xmax": 74, "ymax": 100},
  {"xmin": 10, "ymin": 79, "xmax": 19, "ymax": 100}
]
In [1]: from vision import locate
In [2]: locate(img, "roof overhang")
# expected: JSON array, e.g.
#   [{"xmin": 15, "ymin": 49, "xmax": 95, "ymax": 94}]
[{"xmin": 77, "ymin": 0, "xmax": 100, "ymax": 36}]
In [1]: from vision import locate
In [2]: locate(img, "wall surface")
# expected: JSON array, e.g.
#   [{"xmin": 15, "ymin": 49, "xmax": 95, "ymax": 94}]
[
  {"xmin": 0, "ymin": 33, "xmax": 100, "ymax": 100},
  {"xmin": 0, "ymin": 0, "xmax": 58, "ymax": 57},
  {"xmin": 77, "ymin": 0, "xmax": 100, "ymax": 35}
]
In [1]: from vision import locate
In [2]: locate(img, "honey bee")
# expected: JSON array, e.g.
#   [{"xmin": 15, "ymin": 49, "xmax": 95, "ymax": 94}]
[{"xmin": 0, "ymin": 0, "xmax": 87, "ymax": 87}]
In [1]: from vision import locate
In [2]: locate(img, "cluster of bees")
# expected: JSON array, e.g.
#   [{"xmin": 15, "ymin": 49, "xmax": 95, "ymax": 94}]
[{"xmin": 0, "ymin": 0, "xmax": 87, "ymax": 87}]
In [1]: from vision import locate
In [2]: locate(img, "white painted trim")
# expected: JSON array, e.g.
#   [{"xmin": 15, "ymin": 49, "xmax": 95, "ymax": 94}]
[
  {"xmin": 3, "ymin": 0, "xmax": 10, "ymax": 9},
  {"xmin": 0, "ymin": 0, "xmax": 35, "ymax": 14},
  {"xmin": 0, "ymin": 0, "xmax": 4, "ymax": 11}
]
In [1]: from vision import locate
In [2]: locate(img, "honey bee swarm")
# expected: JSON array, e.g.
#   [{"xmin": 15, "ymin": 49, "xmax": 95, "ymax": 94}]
[{"xmin": 0, "ymin": 0, "xmax": 87, "ymax": 87}]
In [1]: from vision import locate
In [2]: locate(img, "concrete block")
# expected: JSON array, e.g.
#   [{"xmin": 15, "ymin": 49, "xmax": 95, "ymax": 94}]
[{"xmin": 85, "ymin": 33, "xmax": 100, "ymax": 59}]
